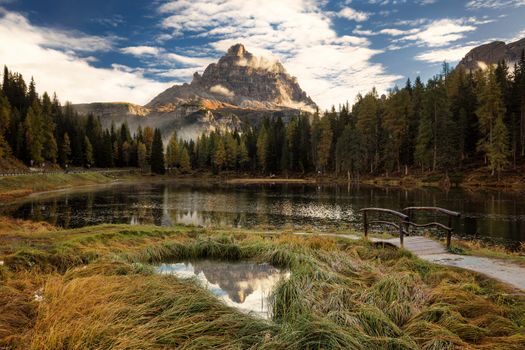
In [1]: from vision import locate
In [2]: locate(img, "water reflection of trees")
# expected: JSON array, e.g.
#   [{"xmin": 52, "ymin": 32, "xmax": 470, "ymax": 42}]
[{"xmin": 1, "ymin": 183, "xmax": 523, "ymax": 243}]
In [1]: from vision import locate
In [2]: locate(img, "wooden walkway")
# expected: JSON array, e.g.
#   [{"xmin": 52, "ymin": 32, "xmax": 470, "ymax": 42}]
[
  {"xmin": 377, "ymin": 236, "xmax": 447, "ymax": 255},
  {"xmin": 294, "ymin": 232, "xmax": 525, "ymax": 292}
]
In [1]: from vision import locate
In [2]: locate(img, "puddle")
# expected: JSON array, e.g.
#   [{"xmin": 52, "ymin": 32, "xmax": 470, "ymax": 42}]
[{"xmin": 156, "ymin": 260, "xmax": 289, "ymax": 319}]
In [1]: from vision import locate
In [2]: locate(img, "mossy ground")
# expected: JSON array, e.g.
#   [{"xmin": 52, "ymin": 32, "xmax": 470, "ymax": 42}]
[{"xmin": 1, "ymin": 220, "xmax": 524, "ymax": 349}]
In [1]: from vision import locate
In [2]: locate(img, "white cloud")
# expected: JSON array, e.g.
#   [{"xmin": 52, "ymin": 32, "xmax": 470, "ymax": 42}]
[
  {"xmin": 121, "ymin": 45, "xmax": 161, "ymax": 56},
  {"xmin": 338, "ymin": 7, "xmax": 370, "ymax": 22},
  {"xmin": 156, "ymin": 0, "xmax": 401, "ymax": 108},
  {"xmin": 415, "ymin": 44, "xmax": 478, "ymax": 63},
  {"xmin": 466, "ymin": 0, "xmax": 525, "ymax": 9},
  {"xmin": 379, "ymin": 28, "xmax": 418, "ymax": 36},
  {"xmin": 210, "ymin": 84, "xmax": 234, "ymax": 97},
  {"xmin": 0, "ymin": 8, "xmax": 171, "ymax": 104},
  {"xmin": 398, "ymin": 18, "xmax": 477, "ymax": 47}
]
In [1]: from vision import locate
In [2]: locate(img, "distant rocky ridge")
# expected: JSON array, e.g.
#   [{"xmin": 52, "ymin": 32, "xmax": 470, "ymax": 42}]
[
  {"xmin": 72, "ymin": 44, "xmax": 317, "ymax": 141},
  {"xmin": 458, "ymin": 37, "xmax": 525, "ymax": 71}
]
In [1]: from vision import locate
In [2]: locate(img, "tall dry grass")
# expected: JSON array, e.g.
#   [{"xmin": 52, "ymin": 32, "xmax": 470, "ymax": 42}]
[{"xmin": 1, "ymin": 225, "xmax": 525, "ymax": 349}]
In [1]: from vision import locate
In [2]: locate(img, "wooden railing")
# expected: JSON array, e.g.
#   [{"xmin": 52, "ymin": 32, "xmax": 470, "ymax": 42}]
[
  {"xmin": 403, "ymin": 207, "xmax": 460, "ymax": 248},
  {"xmin": 360, "ymin": 206, "xmax": 460, "ymax": 248},
  {"xmin": 360, "ymin": 208, "xmax": 409, "ymax": 247}
]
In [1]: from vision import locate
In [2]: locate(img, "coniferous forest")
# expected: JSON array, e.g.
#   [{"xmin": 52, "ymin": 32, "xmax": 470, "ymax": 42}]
[{"xmin": 1, "ymin": 53, "xmax": 525, "ymax": 179}]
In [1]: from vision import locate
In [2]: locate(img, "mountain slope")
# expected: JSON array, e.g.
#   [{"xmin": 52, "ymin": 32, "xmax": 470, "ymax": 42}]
[
  {"xmin": 458, "ymin": 37, "xmax": 525, "ymax": 71},
  {"xmin": 72, "ymin": 44, "xmax": 317, "ymax": 141}
]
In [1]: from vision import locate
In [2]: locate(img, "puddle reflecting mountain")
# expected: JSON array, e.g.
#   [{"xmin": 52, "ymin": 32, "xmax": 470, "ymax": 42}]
[{"xmin": 157, "ymin": 260, "xmax": 289, "ymax": 318}]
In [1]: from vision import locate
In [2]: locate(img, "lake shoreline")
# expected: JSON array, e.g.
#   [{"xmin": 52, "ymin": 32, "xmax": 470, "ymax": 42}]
[{"xmin": 2, "ymin": 169, "xmax": 525, "ymax": 204}]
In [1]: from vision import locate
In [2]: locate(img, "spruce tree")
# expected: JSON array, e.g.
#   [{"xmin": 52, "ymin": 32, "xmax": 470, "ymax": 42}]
[
  {"xmin": 212, "ymin": 138, "xmax": 226, "ymax": 173},
  {"xmin": 150, "ymin": 128, "xmax": 165, "ymax": 174},
  {"xmin": 165, "ymin": 131, "xmax": 179, "ymax": 171},
  {"xmin": 476, "ymin": 67, "xmax": 510, "ymax": 176},
  {"xmin": 238, "ymin": 137, "xmax": 250, "ymax": 170},
  {"xmin": 256, "ymin": 126, "xmax": 268, "ymax": 172},
  {"xmin": 356, "ymin": 90, "xmax": 380, "ymax": 173},
  {"xmin": 83, "ymin": 136, "xmax": 94, "ymax": 168},
  {"xmin": 24, "ymin": 104, "xmax": 44, "ymax": 165},
  {"xmin": 0, "ymin": 91, "xmax": 11, "ymax": 158},
  {"xmin": 316, "ymin": 116, "xmax": 332, "ymax": 173},
  {"xmin": 137, "ymin": 142, "xmax": 147, "ymax": 170},
  {"xmin": 179, "ymin": 147, "xmax": 191, "ymax": 173},
  {"xmin": 60, "ymin": 133, "xmax": 71, "ymax": 167},
  {"xmin": 383, "ymin": 87, "xmax": 412, "ymax": 173}
]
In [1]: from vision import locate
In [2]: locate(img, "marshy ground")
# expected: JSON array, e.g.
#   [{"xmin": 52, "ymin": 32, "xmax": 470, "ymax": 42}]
[{"xmin": 1, "ymin": 220, "xmax": 525, "ymax": 349}]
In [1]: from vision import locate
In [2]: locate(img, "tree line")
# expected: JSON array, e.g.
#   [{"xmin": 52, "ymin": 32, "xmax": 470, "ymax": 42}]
[
  {"xmin": 1, "ymin": 52, "xmax": 525, "ymax": 179},
  {"xmin": 170, "ymin": 53, "xmax": 525, "ymax": 180},
  {"xmin": 0, "ymin": 66, "xmax": 166, "ymax": 173}
]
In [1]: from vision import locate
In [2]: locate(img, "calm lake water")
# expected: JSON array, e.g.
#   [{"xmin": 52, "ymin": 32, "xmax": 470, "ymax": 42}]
[
  {"xmin": 157, "ymin": 260, "xmax": 289, "ymax": 318},
  {"xmin": 1, "ymin": 181, "xmax": 524, "ymax": 246}
]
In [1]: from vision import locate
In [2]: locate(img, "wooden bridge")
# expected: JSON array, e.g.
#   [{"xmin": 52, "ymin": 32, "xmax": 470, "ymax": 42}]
[
  {"xmin": 360, "ymin": 206, "xmax": 461, "ymax": 250},
  {"xmin": 296, "ymin": 206, "xmax": 525, "ymax": 292}
]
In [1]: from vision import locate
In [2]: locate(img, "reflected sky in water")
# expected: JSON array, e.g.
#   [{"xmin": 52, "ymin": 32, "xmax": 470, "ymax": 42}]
[
  {"xmin": 0, "ymin": 181, "xmax": 524, "ymax": 245},
  {"xmin": 157, "ymin": 260, "xmax": 289, "ymax": 319}
]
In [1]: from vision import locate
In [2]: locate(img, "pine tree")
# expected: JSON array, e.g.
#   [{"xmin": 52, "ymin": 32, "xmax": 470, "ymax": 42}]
[
  {"xmin": 238, "ymin": 137, "xmax": 250, "ymax": 170},
  {"xmin": 224, "ymin": 133, "xmax": 238, "ymax": 169},
  {"xmin": 415, "ymin": 112, "xmax": 433, "ymax": 171},
  {"xmin": 137, "ymin": 142, "xmax": 147, "ymax": 170},
  {"xmin": 0, "ymin": 91, "xmax": 11, "ymax": 158},
  {"xmin": 476, "ymin": 67, "xmax": 510, "ymax": 176},
  {"xmin": 256, "ymin": 126, "xmax": 268, "ymax": 172},
  {"xmin": 316, "ymin": 116, "xmax": 332, "ymax": 173},
  {"xmin": 24, "ymin": 104, "xmax": 44, "ymax": 165},
  {"xmin": 419, "ymin": 76, "xmax": 456, "ymax": 171},
  {"xmin": 41, "ymin": 93, "xmax": 58, "ymax": 164},
  {"xmin": 143, "ymin": 126, "xmax": 154, "ymax": 163},
  {"xmin": 213, "ymin": 138, "xmax": 226, "ymax": 172},
  {"xmin": 488, "ymin": 116, "xmax": 510, "ymax": 179},
  {"xmin": 383, "ymin": 87, "xmax": 412, "ymax": 172},
  {"xmin": 517, "ymin": 49, "xmax": 525, "ymax": 157},
  {"xmin": 60, "ymin": 133, "xmax": 71, "ymax": 167},
  {"xmin": 179, "ymin": 147, "xmax": 191, "ymax": 173},
  {"xmin": 83, "ymin": 136, "xmax": 94, "ymax": 168},
  {"xmin": 122, "ymin": 141, "xmax": 131, "ymax": 166},
  {"xmin": 165, "ymin": 131, "xmax": 179, "ymax": 171},
  {"xmin": 356, "ymin": 90, "xmax": 380, "ymax": 173},
  {"xmin": 150, "ymin": 128, "xmax": 165, "ymax": 174}
]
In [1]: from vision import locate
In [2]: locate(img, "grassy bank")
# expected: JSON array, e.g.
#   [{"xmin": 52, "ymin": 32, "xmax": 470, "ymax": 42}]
[
  {"xmin": 447, "ymin": 238, "xmax": 525, "ymax": 267},
  {"xmin": 0, "ymin": 172, "xmax": 121, "ymax": 201},
  {"xmin": 1, "ymin": 221, "xmax": 524, "ymax": 349}
]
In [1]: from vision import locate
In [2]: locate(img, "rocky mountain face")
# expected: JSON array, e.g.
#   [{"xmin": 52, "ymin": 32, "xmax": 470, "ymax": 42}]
[
  {"xmin": 458, "ymin": 37, "xmax": 525, "ymax": 71},
  {"xmin": 73, "ymin": 44, "xmax": 317, "ymax": 141}
]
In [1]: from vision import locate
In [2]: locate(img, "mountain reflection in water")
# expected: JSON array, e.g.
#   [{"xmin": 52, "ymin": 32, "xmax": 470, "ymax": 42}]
[
  {"xmin": 2, "ymin": 181, "xmax": 524, "ymax": 246},
  {"xmin": 157, "ymin": 260, "xmax": 289, "ymax": 318}
]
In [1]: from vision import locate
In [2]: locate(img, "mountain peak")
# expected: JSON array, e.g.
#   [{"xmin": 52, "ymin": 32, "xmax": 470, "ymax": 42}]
[
  {"xmin": 458, "ymin": 37, "xmax": 525, "ymax": 71},
  {"xmin": 146, "ymin": 44, "xmax": 317, "ymax": 112},
  {"xmin": 227, "ymin": 43, "xmax": 247, "ymax": 57}
]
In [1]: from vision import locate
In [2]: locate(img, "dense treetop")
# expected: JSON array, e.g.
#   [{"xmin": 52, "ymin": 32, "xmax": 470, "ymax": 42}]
[{"xmin": 1, "ymin": 51, "xmax": 524, "ymax": 179}]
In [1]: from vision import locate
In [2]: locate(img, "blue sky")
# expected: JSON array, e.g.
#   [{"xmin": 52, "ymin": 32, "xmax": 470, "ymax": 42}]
[{"xmin": 1, "ymin": 0, "xmax": 524, "ymax": 109}]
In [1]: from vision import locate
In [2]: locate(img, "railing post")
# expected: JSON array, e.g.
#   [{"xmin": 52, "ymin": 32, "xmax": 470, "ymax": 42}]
[
  {"xmin": 406, "ymin": 209, "xmax": 412, "ymax": 236},
  {"xmin": 447, "ymin": 216, "xmax": 453, "ymax": 248},
  {"xmin": 363, "ymin": 211, "xmax": 368, "ymax": 239}
]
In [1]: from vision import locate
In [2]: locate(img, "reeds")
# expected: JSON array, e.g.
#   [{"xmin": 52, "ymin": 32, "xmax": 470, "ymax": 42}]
[{"xmin": 1, "ymin": 223, "xmax": 525, "ymax": 349}]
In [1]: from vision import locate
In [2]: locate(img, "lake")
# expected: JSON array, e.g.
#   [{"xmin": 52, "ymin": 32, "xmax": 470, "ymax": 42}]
[{"xmin": 1, "ymin": 181, "xmax": 524, "ymax": 246}]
